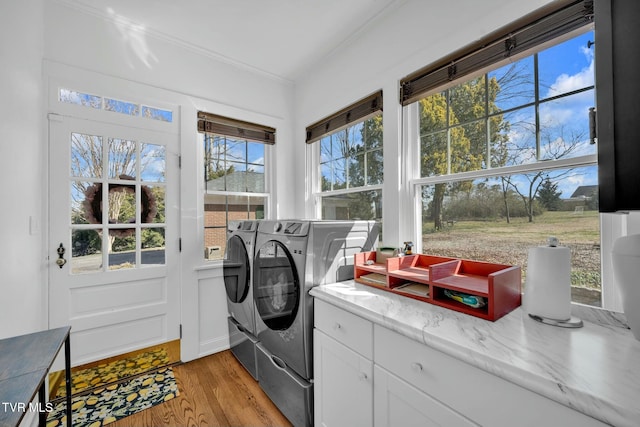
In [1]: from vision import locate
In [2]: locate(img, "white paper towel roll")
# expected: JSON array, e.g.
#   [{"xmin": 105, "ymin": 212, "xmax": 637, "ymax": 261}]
[{"xmin": 524, "ymin": 245, "xmax": 572, "ymax": 321}]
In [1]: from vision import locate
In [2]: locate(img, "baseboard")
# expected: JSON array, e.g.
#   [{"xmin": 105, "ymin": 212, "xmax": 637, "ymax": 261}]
[{"xmin": 198, "ymin": 335, "xmax": 229, "ymax": 359}]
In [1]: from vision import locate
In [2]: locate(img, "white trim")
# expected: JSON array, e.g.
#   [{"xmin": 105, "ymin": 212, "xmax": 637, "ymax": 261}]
[
  {"xmin": 411, "ymin": 154, "xmax": 598, "ymax": 187},
  {"xmin": 204, "ymin": 190, "xmax": 270, "ymax": 198},
  {"xmin": 317, "ymin": 184, "xmax": 384, "ymax": 198},
  {"xmin": 45, "ymin": 61, "xmax": 180, "ymax": 135},
  {"xmin": 600, "ymin": 213, "xmax": 625, "ymax": 311}
]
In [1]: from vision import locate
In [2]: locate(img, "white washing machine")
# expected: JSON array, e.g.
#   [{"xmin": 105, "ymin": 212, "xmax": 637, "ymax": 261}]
[
  {"xmin": 223, "ymin": 219, "xmax": 260, "ymax": 380},
  {"xmin": 252, "ymin": 220, "xmax": 380, "ymax": 426}
]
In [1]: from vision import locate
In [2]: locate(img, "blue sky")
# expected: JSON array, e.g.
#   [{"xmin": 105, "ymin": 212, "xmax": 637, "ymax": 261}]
[
  {"xmin": 535, "ymin": 29, "xmax": 597, "ymax": 198},
  {"xmin": 493, "ymin": 29, "xmax": 597, "ymax": 198}
]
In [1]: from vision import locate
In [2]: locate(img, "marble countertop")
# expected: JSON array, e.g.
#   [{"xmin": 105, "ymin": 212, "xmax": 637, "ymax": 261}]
[{"xmin": 310, "ymin": 280, "xmax": 640, "ymax": 427}]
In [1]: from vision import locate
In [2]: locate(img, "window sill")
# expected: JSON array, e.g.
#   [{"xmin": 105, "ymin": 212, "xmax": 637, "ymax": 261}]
[{"xmin": 194, "ymin": 260, "xmax": 223, "ymax": 271}]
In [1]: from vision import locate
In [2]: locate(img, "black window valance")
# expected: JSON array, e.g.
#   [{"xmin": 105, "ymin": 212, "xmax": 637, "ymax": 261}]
[
  {"xmin": 400, "ymin": 0, "xmax": 593, "ymax": 105},
  {"xmin": 305, "ymin": 90, "xmax": 383, "ymax": 144},
  {"xmin": 197, "ymin": 111, "xmax": 276, "ymax": 145}
]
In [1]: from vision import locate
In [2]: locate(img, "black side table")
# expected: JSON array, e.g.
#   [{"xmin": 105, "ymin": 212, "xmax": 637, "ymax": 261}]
[{"xmin": 0, "ymin": 327, "xmax": 72, "ymax": 427}]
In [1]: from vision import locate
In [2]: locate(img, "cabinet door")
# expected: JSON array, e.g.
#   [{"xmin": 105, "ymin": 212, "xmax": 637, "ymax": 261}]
[
  {"xmin": 374, "ymin": 366, "xmax": 478, "ymax": 427},
  {"xmin": 314, "ymin": 329, "xmax": 373, "ymax": 427}
]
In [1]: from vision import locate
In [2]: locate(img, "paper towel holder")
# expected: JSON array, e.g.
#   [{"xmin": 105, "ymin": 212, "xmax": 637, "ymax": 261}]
[{"xmin": 525, "ymin": 236, "xmax": 583, "ymax": 328}]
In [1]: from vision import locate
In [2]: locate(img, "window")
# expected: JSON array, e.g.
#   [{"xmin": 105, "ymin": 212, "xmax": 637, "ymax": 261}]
[
  {"xmin": 307, "ymin": 91, "xmax": 383, "ymax": 220},
  {"xmin": 198, "ymin": 112, "xmax": 273, "ymax": 259},
  {"xmin": 70, "ymin": 134, "xmax": 167, "ymax": 273},
  {"xmin": 60, "ymin": 88, "xmax": 173, "ymax": 122},
  {"xmin": 405, "ymin": 2, "xmax": 601, "ymax": 306}
]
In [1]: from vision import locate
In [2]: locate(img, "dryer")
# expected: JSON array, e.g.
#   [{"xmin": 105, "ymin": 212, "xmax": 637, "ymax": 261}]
[
  {"xmin": 252, "ymin": 220, "xmax": 380, "ymax": 426},
  {"xmin": 223, "ymin": 219, "xmax": 260, "ymax": 380}
]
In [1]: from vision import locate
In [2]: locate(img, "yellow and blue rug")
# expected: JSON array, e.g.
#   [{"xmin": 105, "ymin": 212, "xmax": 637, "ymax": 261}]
[
  {"xmin": 47, "ymin": 344, "xmax": 180, "ymax": 427},
  {"xmin": 51, "ymin": 346, "xmax": 172, "ymax": 399},
  {"xmin": 47, "ymin": 366, "xmax": 179, "ymax": 427}
]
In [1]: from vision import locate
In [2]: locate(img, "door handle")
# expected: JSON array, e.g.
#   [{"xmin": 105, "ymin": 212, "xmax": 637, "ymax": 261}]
[{"xmin": 56, "ymin": 243, "xmax": 67, "ymax": 269}]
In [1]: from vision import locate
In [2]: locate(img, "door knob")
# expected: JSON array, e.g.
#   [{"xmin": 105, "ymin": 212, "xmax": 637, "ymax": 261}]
[{"xmin": 56, "ymin": 243, "xmax": 67, "ymax": 269}]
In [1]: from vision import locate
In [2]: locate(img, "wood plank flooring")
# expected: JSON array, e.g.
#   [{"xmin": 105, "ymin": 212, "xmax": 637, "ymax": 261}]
[{"xmin": 111, "ymin": 350, "xmax": 293, "ymax": 427}]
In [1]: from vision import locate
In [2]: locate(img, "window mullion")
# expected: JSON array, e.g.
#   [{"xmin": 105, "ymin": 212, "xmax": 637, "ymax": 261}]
[
  {"xmin": 485, "ymin": 76, "xmax": 491, "ymax": 169},
  {"xmin": 446, "ymin": 89, "xmax": 452, "ymax": 175},
  {"xmin": 534, "ymin": 52, "xmax": 541, "ymax": 161}
]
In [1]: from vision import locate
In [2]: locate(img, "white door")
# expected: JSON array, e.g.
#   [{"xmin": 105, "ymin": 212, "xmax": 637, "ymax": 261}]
[{"xmin": 48, "ymin": 115, "xmax": 180, "ymax": 366}]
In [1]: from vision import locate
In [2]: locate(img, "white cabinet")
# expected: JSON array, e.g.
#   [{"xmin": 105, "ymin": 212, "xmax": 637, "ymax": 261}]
[
  {"xmin": 313, "ymin": 299, "xmax": 607, "ymax": 427},
  {"xmin": 314, "ymin": 299, "xmax": 373, "ymax": 427},
  {"xmin": 374, "ymin": 324, "xmax": 606, "ymax": 427},
  {"xmin": 374, "ymin": 365, "xmax": 477, "ymax": 427},
  {"xmin": 314, "ymin": 330, "xmax": 373, "ymax": 427}
]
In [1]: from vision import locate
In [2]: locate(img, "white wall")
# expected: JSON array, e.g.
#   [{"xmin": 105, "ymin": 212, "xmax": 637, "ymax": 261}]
[{"xmin": 0, "ymin": 0, "xmax": 46, "ymax": 339}]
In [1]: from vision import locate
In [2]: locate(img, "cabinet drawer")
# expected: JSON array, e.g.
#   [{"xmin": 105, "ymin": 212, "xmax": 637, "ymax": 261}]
[
  {"xmin": 374, "ymin": 325, "xmax": 605, "ymax": 427},
  {"xmin": 315, "ymin": 299, "xmax": 373, "ymax": 359},
  {"xmin": 374, "ymin": 365, "xmax": 477, "ymax": 427}
]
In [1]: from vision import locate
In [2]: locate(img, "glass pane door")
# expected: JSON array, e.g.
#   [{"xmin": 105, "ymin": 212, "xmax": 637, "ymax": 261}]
[
  {"xmin": 223, "ymin": 235, "xmax": 250, "ymax": 303},
  {"xmin": 70, "ymin": 133, "xmax": 166, "ymax": 273},
  {"xmin": 253, "ymin": 241, "xmax": 300, "ymax": 330}
]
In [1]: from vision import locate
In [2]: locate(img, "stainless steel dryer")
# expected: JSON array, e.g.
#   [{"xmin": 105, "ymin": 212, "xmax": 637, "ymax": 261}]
[
  {"xmin": 223, "ymin": 219, "xmax": 260, "ymax": 380},
  {"xmin": 252, "ymin": 220, "xmax": 380, "ymax": 426}
]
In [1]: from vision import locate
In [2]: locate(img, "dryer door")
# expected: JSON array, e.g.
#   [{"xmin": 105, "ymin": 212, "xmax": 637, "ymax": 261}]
[
  {"xmin": 223, "ymin": 235, "xmax": 250, "ymax": 303},
  {"xmin": 253, "ymin": 240, "xmax": 300, "ymax": 331}
]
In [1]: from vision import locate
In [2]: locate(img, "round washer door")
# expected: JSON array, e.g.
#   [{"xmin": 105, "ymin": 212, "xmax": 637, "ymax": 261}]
[
  {"xmin": 253, "ymin": 240, "xmax": 300, "ymax": 330},
  {"xmin": 223, "ymin": 235, "xmax": 250, "ymax": 303}
]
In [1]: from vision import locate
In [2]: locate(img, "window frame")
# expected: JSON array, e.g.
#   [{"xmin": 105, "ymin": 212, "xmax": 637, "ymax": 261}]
[
  {"xmin": 307, "ymin": 91, "xmax": 384, "ymax": 221},
  {"xmin": 199, "ymin": 114, "xmax": 273, "ymax": 260},
  {"xmin": 403, "ymin": 25, "xmax": 601, "ymax": 306},
  {"xmin": 312, "ymin": 114, "xmax": 384, "ymax": 220}
]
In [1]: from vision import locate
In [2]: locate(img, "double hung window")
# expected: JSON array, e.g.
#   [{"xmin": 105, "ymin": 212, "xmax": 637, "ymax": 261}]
[
  {"xmin": 198, "ymin": 112, "xmax": 274, "ymax": 259},
  {"xmin": 307, "ymin": 91, "xmax": 383, "ymax": 220},
  {"xmin": 403, "ymin": 1, "xmax": 601, "ymax": 306}
]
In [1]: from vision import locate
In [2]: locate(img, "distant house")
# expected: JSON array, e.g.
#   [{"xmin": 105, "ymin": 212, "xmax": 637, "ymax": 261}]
[
  {"xmin": 564, "ymin": 185, "xmax": 598, "ymax": 212},
  {"xmin": 569, "ymin": 185, "xmax": 598, "ymax": 200}
]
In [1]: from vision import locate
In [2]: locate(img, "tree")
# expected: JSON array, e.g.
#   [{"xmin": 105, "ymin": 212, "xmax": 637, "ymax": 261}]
[
  {"xmin": 420, "ymin": 76, "xmax": 505, "ymax": 230},
  {"xmin": 537, "ymin": 177, "xmax": 562, "ymax": 211},
  {"xmin": 204, "ymin": 134, "xmax": 244, "ymax": 181},
  {"xmin": 503, "ymin": 124, "xmax": 588, "ymax": 221},
  {"xmin": 504, "ymin": 172, "xmax": 546, "ymax": 222}
]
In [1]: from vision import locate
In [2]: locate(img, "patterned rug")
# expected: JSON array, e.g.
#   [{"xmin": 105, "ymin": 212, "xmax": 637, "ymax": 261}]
[
  {"xmin": 47, "ymin": 367, "xmax": 179, "ymax": 427},
  {"xmin": 51, "ymin": 347, "xmax": 171, "ymax": 399}
]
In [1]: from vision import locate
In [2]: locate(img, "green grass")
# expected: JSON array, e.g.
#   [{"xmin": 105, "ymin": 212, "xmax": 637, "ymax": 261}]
[
  {"xmin": 422, "ymin": 210, "xmax": 601, "ymax": 292},
  {"xmin": 431, "ymin": 210, "xmax": 600, "ymax": 244}
]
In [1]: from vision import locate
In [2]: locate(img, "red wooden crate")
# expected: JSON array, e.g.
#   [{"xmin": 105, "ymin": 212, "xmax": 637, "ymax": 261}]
[{"xmin": 354, "ymin": 252, "xmax": 521, "ymax": 321}]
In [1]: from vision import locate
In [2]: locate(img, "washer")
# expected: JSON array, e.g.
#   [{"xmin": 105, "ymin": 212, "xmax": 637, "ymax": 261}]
[
  {"xmin": 223, "ymin": 219, "xmax": 260, "ymax": 380},
  {"xmin": 252, "ymin": 220, "xmax": 380, "ymax": 426}
]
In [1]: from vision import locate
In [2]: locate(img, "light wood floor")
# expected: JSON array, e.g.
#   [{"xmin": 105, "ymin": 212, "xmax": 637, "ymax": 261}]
[{"xmin": 111, "ymin": 350, "xmax": 293, "ymax": 427}]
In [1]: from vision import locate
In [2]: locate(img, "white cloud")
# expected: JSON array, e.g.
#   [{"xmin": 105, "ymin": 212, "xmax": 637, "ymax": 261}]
[{"xmin": 545, "ymin": 47, "xmax": 594, "ymax": 98}]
